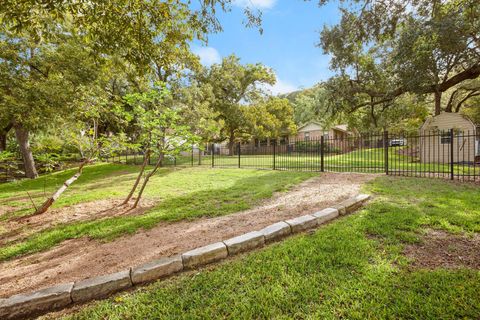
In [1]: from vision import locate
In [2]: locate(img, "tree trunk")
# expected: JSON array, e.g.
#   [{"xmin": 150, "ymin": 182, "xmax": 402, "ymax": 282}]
[
  {"xmin": 0, "ymin": 132, "xmax": 6, "ymax": 152},
  {"xmin": 434, "ymin": 90, "xmax": 442, "ymax": 115},
  {"xmin": 132, "ymin": 152, "xmax": 163, "ymax": 209},
  {"xmin": 30, "ymin": 160, "xmax": 90, "ymax": 216},
  {"xmin": 228, "ymin": 130, "xmax": 235, "ymax": 156},
  {"xmin": 123, "ymin": 150, "xmax": 150, "ymax": 205},
  {"xmin": 14, "ymin": 123, "xmax": 38, "ymax": 179},
  {"xmin": 0, "ymin": 123, "xmax": 13, "ymax": 152}
]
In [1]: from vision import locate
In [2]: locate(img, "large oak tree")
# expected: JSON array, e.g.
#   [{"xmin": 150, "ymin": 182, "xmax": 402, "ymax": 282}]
[{"xmin": 319, "ymin": 0, "xmax": 480, "ymax": 116}]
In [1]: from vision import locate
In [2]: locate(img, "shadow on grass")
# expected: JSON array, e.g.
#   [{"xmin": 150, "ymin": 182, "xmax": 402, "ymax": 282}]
[
  {"xmin": 0, "ymin": 164, "xmax": 177, "ymax": 222},
  {"xmin": 0, "ymin": 163, "xmax": 139, "ymax": 200}
]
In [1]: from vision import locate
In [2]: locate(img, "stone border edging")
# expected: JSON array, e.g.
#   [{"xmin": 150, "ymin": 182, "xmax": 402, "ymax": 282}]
[{"xmin": 0, "ymin": 194, "xmax": 371, "ymax": 319}]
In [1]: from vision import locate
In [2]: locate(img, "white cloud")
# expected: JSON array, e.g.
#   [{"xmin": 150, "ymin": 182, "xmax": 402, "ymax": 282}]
[
  {"xmin": 266, "ymin": 78, "xmax": 298, "ymax": 95},
  {"xmin": 233, "ymin": 0, "xmax": 277, "ymax": 9},
  {"xmin": 194, "ymin": 46, "xmax": 221, "ymax": 66}
]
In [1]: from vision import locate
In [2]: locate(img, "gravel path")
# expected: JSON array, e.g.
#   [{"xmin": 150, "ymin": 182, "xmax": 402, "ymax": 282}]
[{"xmin": 0, "ymin": 172, "xmax": 375, "ymax": 298}]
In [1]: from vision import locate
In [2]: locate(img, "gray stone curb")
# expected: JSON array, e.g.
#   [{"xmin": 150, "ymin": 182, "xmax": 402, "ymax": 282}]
[
  {"xmin": 285, "ymin": 214, "xmax": 318, "ymax": 233},
  {"xmin": 260, "ymin": 221, "xmax": 292, "ymax": 243},
  {"xmin": 0, "ymin": 193, "xmax": 370, "ymax": 319},
  {"xmin": 313, "ymin": 208, "xmax": 339, "ymax": 224},
  {"xmin": 182, "ymin": 242, "xmax": 228, "ymax": 269},
  {"xmin": 131, "ymin": 255, "xmax": 183, "ymax": 285},
  {"xmin": 0, "ymin": 283, "xmax": 73, "ymax": 320},
  {"xmin": 71, "ymin": 269, "xmax": 132, "ymax": 303},
  {"xmin": 223, "ymin": 231, "xmax": 265, "ymax": 255}
]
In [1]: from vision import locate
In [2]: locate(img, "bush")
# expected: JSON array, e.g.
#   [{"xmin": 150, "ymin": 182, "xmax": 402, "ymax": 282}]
[{"xmin": 293, "ymin": 141, "xmax": 342, "ymax": 154}]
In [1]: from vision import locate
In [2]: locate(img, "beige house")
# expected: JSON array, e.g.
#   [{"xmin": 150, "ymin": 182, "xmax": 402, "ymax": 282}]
[
  {"xmin": 290, "ymin": 121, "xmax": 353, "ymax": 142},
  {"xmin": 419, "ymin": 112, "xmax": 478, "ymax": 163}
]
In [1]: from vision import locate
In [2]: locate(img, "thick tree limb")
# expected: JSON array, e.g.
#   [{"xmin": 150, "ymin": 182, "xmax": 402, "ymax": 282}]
[
  {"xmin": 434, "ymin": 64, "xmax": 480, "ymax": 93},
  {"xmin": 455, "ymin": 91, "xmax": 480, "ymax": 112},
  {"xmin": 32, "ymin": 159, "xmax": 92, "ymax": 216},
  {"xmin": 350, "ymin": 64, "xmax": 480, "ymax": 109}
]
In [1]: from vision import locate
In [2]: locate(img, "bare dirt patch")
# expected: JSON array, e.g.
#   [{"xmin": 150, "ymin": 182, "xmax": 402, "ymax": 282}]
[
  {"xmin": 404, "ymin": 229, "xmax": 480, "ymax": 269},
  {"xmin": 0, "ymin": 172, "xmax": 374, "ymax": 298},
  {"xmin": 0, "ymin": 198, "xmax": 157, "ymax": 246}
]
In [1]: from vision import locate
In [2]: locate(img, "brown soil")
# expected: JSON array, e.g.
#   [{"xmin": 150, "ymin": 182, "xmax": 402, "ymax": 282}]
[
  {"xmin": 0, "ymin": 199, "xmax": 158, "ymax": 246},
  {"xmin": 404, "ymin": 229, "xmax": 480, "ymax": 269},
  {"xmin": 0, "ymin": 172, "xmax": 374, "ymax": 298}
]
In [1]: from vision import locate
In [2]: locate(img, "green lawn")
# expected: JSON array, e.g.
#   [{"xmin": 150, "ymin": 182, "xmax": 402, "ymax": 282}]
[
  {"xmin": 52, "ymin": 176, "xmax": 480, "ymax": 320},
  {"xmin": 0, "ymin": 164, "xmax": 315, "ymax": 261}
]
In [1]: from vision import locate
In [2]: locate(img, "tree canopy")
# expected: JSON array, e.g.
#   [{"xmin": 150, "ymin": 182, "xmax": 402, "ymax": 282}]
[
  {"xmin": 197, "ymin": 55, "xmax": 277, "ymax": 153},
  {"xmin": 319, "ymin": 0, "xmax": 480, "ymax": 116}
]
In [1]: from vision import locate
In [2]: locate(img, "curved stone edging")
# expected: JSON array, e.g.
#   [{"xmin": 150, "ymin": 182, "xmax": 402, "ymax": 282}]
[{"xmin": 0, "ymin": 194, "xmax": 371, "ymax": 320}]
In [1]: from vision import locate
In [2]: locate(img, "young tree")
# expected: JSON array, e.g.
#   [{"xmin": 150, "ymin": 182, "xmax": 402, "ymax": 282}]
[
  {"xmin": 198, "ymin": 55, "xmax": 276, "ymax": 154},
  {"xmin": 122, "ymin": 85, "xmax": 199, "ymax": 208}
]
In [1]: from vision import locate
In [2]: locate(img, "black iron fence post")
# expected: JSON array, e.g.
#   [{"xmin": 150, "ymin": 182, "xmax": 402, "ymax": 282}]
[
  {"xmin": 238, "ymin": 142, "xmax": 241, "ymax": 168},
  {"xmin": 320, "ymin": 136, "xmax": 325, "ymax": 172},
  {"xmin": 273, "ymin": 142, "xmax": 276, "ymax": 170},
  {"xmin": 384, "ymin": 130, "xmax": 389, "ymax": 175},
  {"xmin": 191, "ymin": 144, "xmax": 194, "ymax": 167},
  {"xmin": 450, "ymin": 128, "xmax": 454, "ymax": 180},
  {"xmin": 211, "ymin": 143, "xmax": 215, "ymax": 168}
]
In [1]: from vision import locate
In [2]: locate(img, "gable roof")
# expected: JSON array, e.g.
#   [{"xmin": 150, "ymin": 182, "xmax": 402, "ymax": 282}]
[
  {"xmin": 420, "ymin": 112, "xmax": 477, "ymax": 131},
  {"xmin": 297, "ymin": 121, "xmax": 325, "ymax": 131},
  {"xmin": 332, "ymin": 124, "xmax": 349, "ymax": 133}
]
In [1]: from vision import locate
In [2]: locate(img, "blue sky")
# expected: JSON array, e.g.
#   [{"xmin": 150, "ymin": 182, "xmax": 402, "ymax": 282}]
[{"xmin": 193, "ymin": 0, "xmax": 341, "ymax": 95}]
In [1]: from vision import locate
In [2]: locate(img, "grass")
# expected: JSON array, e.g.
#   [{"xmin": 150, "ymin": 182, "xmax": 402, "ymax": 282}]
[
  {"xmin": 52, "ymin": 176, "xmax": 480, "ymax": 320},
  {"xmin": 0, "ymin": 163, "xmax": 139, "ymax": 214},
  {"xmin": 0, "ymin": 163, "xmax": 315, "ymax": 261}
]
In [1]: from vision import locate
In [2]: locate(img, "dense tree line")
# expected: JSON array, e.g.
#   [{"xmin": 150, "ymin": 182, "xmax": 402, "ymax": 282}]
[
  {"xmin": 317, "ymin": 0, "xmax": 479, "ymax": 120},
  {"xmin": 1, "ymin": 0, "xmax": 479, "ymax": 180}
]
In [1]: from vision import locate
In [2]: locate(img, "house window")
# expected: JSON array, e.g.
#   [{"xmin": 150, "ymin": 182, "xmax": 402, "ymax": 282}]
[
  {"xmin": 440, "ymin": 132, "xmax": 451, "ymax": 144},
  {"xmin": 304, "ymin": 132, "xmax": 310, "ymax": 141}
]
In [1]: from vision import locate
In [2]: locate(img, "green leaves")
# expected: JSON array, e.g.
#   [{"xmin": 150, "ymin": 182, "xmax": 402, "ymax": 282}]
[
  {"xmin": 197, "ymin": 54, "xmax": 279, "ymax": 143},
  {"xmin": 123, "ymin": 84, "xmax": 199, "ymax": 157},
  {"xmin": 319, "ymin": 0, "xmax": 480, "ymax": 117}
]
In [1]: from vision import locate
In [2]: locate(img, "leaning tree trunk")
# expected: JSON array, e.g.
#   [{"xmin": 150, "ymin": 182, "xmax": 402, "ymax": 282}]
[
  {"xmin": 122, "ymin": 150, "xmax": 151, "ymax": 205},
  {"xmin": 32, "ymin": 160, "xmax": 90, "ymax": 215},
  {"xmin": 132, "ymin": 152, "xmax": 164, "ymax": 209},
  {"xmin": 14, "ymin": 123, "xmax": 38, "ymax": 179}
]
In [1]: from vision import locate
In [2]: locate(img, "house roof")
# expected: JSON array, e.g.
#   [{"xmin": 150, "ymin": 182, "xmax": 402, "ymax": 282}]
[
  {"xmin": 332, "ymin": 124, "xmax": 350, "ymax": 133},
  {"xmin": 420, "ymin": 112, "xmax": 477, "ymax": 131},
  {"xmin": 297, "ymin": 121, "xmax": 353, "ymax": 134},
  {"xmin": 297, "ymin": 121, "xmax": 324, "ymax": 131}
]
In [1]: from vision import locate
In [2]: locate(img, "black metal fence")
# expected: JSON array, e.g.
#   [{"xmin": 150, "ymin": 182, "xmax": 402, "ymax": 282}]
[{"xmin": 103, "ymin": 129, "xmax": 480, "ymax": 182}]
